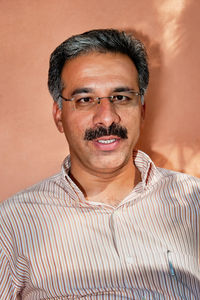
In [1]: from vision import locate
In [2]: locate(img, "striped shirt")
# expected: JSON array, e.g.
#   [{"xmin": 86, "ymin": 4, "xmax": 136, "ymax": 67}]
[{"xmin": 0, "ymin": 150, "xmax": 200, "ymax": 299}]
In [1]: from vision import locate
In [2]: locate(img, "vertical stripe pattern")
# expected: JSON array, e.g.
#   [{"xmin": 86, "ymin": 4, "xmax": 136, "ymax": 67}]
[{"xmin": 0, "ymin": 150, "xmax": 200, "ymax": 299}]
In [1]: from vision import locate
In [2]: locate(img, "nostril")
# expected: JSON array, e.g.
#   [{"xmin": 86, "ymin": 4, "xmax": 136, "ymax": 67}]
[{"xmin": 93, "ymin": 103, "xmax": 121, "ymax": 128}]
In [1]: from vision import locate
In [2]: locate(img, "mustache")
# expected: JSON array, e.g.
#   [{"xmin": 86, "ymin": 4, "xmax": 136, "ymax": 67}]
[{"xmin": 84, "ymin": 123, "xmax": 128, "ymax": 141}]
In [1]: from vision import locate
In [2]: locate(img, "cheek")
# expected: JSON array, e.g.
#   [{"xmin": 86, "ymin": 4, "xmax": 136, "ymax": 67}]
[
  {"xmin": 124, "ymin": 112, "xmax": 141, "ymax": 131},
  {"xmin": 63, "ymin": 115, "xmax": 91, "ymax": 140}
]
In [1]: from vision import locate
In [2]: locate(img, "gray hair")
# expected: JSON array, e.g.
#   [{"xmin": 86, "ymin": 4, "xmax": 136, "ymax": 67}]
[{"xmin": 48, "ymin": 29, "xmax": 149, "ymax": 108}]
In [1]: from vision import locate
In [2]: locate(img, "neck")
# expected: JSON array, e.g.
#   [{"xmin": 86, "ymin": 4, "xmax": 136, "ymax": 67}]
[{"xmin": 69, "ymin": 159, "xmax": 141, "ymax": 207}]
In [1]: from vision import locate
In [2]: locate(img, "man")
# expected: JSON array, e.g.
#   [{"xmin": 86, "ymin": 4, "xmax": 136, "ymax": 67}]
[{"xmin": 0, "ymin": 29, "xmax": 199, "ymax": 299}]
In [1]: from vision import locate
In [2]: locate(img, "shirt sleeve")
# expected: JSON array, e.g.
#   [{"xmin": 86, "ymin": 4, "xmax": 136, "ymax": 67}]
[{"xmin": 0, "ymin": 199, "xmax": 22, "ymax": 300}]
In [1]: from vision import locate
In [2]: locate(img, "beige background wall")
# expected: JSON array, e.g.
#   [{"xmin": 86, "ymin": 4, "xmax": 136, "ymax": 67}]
[{"xmin": 0, "ymin": 0, "xmax": 199, "ymax": 201}]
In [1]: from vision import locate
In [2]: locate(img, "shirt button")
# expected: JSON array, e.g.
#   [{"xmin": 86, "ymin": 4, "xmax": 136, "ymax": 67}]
[{"xmin": 126, "ymin": 256, "xmax": 134, "ymax": 264}]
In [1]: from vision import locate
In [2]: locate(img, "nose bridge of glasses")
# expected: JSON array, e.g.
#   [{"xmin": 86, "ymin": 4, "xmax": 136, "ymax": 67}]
[
  {"xmin": 93, "ymin": 96, "xmax": 120, "ymax": 125},
  {"xmin": 96, "ymin": 96, "xmax": 114, "ymax": 104}
]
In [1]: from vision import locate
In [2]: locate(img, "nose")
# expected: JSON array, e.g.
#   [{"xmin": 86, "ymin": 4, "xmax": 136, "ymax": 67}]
[{"xmin": 92, "ymin": 98, "xmax": 121, "ymax": 127}]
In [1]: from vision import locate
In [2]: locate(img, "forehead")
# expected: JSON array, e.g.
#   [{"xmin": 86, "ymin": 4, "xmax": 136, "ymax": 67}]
[{"xmin": 61, "ymin": 52, "xmax": 139, "ymax": 92}]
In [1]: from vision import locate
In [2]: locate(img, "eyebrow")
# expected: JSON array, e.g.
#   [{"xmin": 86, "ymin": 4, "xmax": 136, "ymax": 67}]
[
  {"xmin": 112, "ymin": 86, "xmax": 136, "ymax": 93},
  {"xmin": 71, "ymin": 88, "xmax": 93, "ymax": 97},
  {"xmin": 70, "ymin": 86, "xmax": 136, "ymax": 97}
]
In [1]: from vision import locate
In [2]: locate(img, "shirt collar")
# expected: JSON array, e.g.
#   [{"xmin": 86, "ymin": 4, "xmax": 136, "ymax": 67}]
[
  {"xmin": 61, "ymin": 150, "xmax": 162, "ymax": 203},
  {"xmin": 133, "ymin": 150, "xmax": 163, "ymax": 189}
]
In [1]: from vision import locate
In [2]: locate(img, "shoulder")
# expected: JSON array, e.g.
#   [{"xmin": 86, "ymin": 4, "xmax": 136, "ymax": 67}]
[
  {"xmin": 1, "ymin": 155, "xmax": 73, "ymax": 209},
  {"xmin": 151, "ymin": 166, "xmax": 200, "ymax": 207},
  {"xmin": 0, "ymin": 172, "xmax": 67, "ymax": 215},
  {"xmin": 0, "ymin": 172, "xmax": 69, "ymax": 255},
  {"xmin": 157, "ymin": 167, "xmax": 200, "ymax": 189},
  {"xmin": 136, "ymin": 150, "xmax": 200, "ymax": 194}
]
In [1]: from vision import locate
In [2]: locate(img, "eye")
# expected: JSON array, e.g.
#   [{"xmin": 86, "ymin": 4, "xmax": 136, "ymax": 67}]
[
  {"xmin": 113, "ymin": 94, "xmax": 131, "ymax": 103},
  {"xmin": 75, "ymin": 97, "xmax": 94, "ymax": 106}
]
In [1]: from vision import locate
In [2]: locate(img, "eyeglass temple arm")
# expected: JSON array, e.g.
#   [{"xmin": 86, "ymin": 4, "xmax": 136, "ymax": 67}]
[
  {"xmin": 59, "ymin": 95, "xmax": 72, "ymax": 102},
  {"xmin": 141, "ymin": 94, "xmax": 144, "ymax": 105}
]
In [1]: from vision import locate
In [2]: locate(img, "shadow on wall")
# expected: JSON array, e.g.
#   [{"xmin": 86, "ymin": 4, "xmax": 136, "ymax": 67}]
[
  {"xmin": 149, "ymin": 144, "xmax": 200, "ymax": 177},
  {"xmin": 130, "ymin": 29, "xmax": 163, "ymax": 154},
  {"xmin": 121, "ymin": 27, "xmax": 200, "ymax": 177},
  {"xmin": 120, "ymin": 29, "xmax": 168, "ymax": 166}
]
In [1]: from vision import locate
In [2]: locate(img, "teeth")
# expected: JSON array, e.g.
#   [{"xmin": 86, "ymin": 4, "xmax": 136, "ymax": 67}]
[{"xmin": 98, "ymin": 139, "xmax": 116, "ymax": 144}]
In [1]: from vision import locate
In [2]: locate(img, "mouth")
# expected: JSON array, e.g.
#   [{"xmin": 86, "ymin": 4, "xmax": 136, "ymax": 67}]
[
  {"xmin": 97, "ymin": 138, "xmax": 117, "ymax": 144},
  {"xmin": 93, "ymin": 136, "xmax": 121, "ymax": 151}
]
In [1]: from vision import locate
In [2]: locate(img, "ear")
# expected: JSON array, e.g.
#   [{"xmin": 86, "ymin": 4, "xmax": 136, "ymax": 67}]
[{"xmin": 53, "ymin": 102, "xmax": 64, "ymax": 133}]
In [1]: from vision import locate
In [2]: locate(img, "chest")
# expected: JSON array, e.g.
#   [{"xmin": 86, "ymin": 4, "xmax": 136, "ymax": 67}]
[{"xmin": 17, "ymin": 201, "xmax": 200, "ymax": 298}]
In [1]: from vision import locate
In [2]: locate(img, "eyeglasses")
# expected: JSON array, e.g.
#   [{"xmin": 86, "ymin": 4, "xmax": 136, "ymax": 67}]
[{"xmin": 59, "ymin": 90, "xmax": 144, "ymax": 111}]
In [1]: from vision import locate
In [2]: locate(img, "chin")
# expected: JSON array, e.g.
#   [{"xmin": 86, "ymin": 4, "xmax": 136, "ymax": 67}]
[{"xmin": 89, "ymin": 153, "xmax": 130, "ymax": 173}]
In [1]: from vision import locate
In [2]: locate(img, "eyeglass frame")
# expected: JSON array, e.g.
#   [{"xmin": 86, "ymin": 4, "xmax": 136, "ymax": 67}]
[{"xmin": 59, "ymin": 90, "xmax": 144, "ymax": 109}]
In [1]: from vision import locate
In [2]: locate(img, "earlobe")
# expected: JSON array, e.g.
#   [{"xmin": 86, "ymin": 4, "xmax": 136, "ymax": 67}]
[{"xmin": 53, "ymin": 102, "xmax": 64, "ymax": 133}]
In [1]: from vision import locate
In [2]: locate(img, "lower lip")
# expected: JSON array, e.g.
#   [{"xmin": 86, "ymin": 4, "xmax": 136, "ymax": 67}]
[{"xmin": 93, "ymin": 139, "xmax": 120, "ymax": 151}]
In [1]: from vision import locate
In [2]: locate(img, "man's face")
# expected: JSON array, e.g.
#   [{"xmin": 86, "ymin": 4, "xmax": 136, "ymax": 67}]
[{"xmin": 53, "ymin": 52, "xmax": 145, "ymax": 175}]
